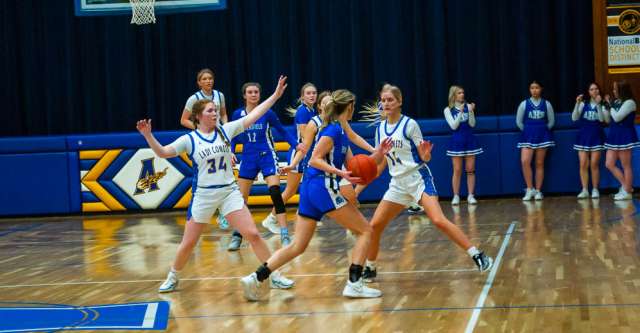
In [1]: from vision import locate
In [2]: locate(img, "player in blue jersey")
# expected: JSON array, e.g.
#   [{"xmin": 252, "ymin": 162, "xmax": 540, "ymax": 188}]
[
  {"xmin": 604, "ymin": 81, "xmax": 638, "ymax": 200},
  {"xmin": 516, "ymin": 81, "xmax": 555, "ymax": 201},
  {"xmin": 229, "ymin": 82, "xmax": 298, "ymax": 248},
  {"xmin": 261, "ymin": 83, "xmax": 318, "ymax": 227},
  {"xmin": 572, "ymin": 83, "xmax": 609, "ymax": 199},
  {"xmin": 283, "ymin": 90, "xmax": 376, "ymax": 204},
  {"xmin": 241, "ymin": 90, "xmax": 393, "ymax": 301},
  {"xmin": 138, "ymin": 76, "xmax": 294, "ymax": 293},
  {"xmin": 364, "ymin": 84, "xmax": 493, "ymax": 282}
]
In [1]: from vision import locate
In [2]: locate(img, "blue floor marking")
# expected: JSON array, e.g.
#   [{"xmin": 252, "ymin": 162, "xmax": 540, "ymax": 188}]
[{"xmin": 0, "ymin": 301, "xmax": 169, "ymax": 332}]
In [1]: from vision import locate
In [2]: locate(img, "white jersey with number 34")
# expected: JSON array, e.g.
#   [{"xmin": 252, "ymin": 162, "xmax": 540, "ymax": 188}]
[{"xmin": 375, "ymin": 115, "xmax": 425, "ymax": 178}]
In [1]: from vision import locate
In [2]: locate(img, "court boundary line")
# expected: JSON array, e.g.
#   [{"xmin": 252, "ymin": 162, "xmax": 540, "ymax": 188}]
[
  {"xmin": 168, "ymin": 302, "xmax": 640, "ymax": 320},
  {"xmin": 464, "ymin": 221, "xmax": 516, "ymax": 333},
  {"xmin": 0, "ymin": 268, "xmax": 476, "ymax": 289}
]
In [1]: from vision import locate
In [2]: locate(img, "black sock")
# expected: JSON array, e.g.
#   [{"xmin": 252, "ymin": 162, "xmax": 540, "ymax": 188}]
[
  {"xmin": 349, "ymin": 264, "xmax": 363, "ymax": 283},
  {"xmin": 232, "ymin": 230, "xmax": 242, "ymax": 238},
  {"xmin": 255, "ymin": 263, "xmax": 271, "ymax": 282}
]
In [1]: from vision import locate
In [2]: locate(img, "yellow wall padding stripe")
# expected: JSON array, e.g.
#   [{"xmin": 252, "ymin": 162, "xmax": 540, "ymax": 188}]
[
  {"xmin": 82, "ymin": 149, "xmax": 126, "ymax": 211},
  {"xmin": 174, "ymin": 188, "xmax": 192, "ymax": 209},
  {"xmin": 234, "ymin": 142, "xmax": 291, "ymax": 153},
  {"xmin": 179, "ymin": 152, "xmax": 192, "ymax": 167},
  {"xmin": 82, "ymin": 202, "xmax": 111, "ymax": 212},
  {"xmin": 79, "ymin": 150, "xmax": 107, "ymax": 160},
  {"xmin": 174, "ymin": 191, "xmax": 299, "ymax": 208},
  {"xmin": 248, "ymin": 194, "xmax": 299, "ymax": 206}
]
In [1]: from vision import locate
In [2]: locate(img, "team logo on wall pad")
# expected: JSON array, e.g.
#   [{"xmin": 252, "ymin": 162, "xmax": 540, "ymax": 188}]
[{"xmin": 79, "ymin": 149, "xmax": 193, "ymax": 212}]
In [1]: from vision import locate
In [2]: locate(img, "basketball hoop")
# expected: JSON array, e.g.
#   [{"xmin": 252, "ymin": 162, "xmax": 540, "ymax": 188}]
[{"xmin": 130, "ymin": 0, "xmax": 156, "ymax": 25}]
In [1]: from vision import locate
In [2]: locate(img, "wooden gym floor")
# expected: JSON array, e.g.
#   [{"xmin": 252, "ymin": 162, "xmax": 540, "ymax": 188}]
[{"xmin": 1, "ymin": 197, "xmax": 639, "ymax": 332}]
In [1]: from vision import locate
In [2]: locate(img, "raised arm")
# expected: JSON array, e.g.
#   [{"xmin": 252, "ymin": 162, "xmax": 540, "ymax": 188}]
[
  {"xmin": 340, "ymin": 118, "xmax": 375, "ymax": 153},
  {"xmin": 136, "ymin": 119, "xmax": 178, "ymax": 159},
  {"xmin": 516, "ymin": 101, "xmax": 526, "ymax": 131},
  {"xmin": 242, "ymin": 76, "xmax": 288, "ymax": 129}
]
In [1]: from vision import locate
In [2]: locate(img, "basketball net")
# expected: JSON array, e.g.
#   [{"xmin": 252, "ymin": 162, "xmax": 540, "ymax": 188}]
[{"xmin": 130, "ymin": 0, "xmax": 156, "ymax": 25}]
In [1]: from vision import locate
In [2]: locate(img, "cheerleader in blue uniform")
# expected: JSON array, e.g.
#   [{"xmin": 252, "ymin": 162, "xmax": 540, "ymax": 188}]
[
  {"xmin": 516, "ymin": 81, "xmax": 555, "ymax": 201},
  {"xmin": 572, "ymin": 83, "xmax": 609, "ymax": 199},
  {"xmin": 445, "ymin": 85, "xmax": 483, "ymax": 205},
  {"xmin": 604, "ymin": 81, "xmax": 639, "ymax": 201}
]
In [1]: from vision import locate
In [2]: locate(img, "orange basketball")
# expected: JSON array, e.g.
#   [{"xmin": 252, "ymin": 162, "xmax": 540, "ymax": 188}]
[{"xmin": 346, "ymin": 154, "xmax": 378, "ymax": 184}]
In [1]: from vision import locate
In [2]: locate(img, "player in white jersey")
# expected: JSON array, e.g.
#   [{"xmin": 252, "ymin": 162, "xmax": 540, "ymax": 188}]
[
  {"xmin": 179, "ymin": 68, "xmax": 231, "ymax": 231},
  {"xmin": 364, "ymin": 84, "xmax": 493, "ymax": 282},
  {"xmin": 137, "ymin": 76, "xmax": 295, "ymax": 293},
  {"xmin": 180, "ymin": 68, "xmax": 228, "ymax": 128}
]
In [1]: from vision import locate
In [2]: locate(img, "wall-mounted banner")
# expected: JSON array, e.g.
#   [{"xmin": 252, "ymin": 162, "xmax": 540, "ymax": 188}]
[{"xmin": 607, "ymin": 3, "xmax": 640, "ymax": 66}]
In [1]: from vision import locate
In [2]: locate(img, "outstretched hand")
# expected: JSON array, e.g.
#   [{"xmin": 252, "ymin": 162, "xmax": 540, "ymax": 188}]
[
  {"xmin": 136, "ymin": 119, "xmax": 152, "ymax": 136},
  {"xmin": 279, "ymin": 164, "xmax": 296, "ymax": 175},
  {"xmin": 377, "ymin": 137, "xmax": 393, "ymax": 156},
  {"xmin": 337, "ymin": 169, "xmax": 363, "ymax": 185},
  {"xmin": 419, "ymin": 140, "xmax": 433, "ymax": 162},
  {"xmin": 273, "ymin": 75, "xmax": 288, "ymax": 99}
]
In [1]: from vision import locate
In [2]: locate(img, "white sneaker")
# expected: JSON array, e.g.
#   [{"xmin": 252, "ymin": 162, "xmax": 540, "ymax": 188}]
[
  {"xmin": 467, "ymin": 194, "xmax": 478, "ymax": 205},
  {"xmin": 614, "ymin": 187, "xmax": 623, "ymax": 197},
  {"xmin": 591, "ymin": 188, "xmax": 600, "ymax": 199},
  {"xmin": 158, "ymin": 271, "xmax": 179, "ymax": 293},
  {"xmin": 451, "ymin": 195, "xmax": 460, "ymax": 205},
  {"xmin": 342, "ymin": 278, "xmax": 382, "ymax": 298},
  {"xmin": 522, "ymin": 188, "xmax": 535, "ymax": 201},
  {"xmin": 261, "ymin": 213, "xmax": 280, "ymax": 234},
  {"xmin": 577, "ymin": 189, "xmax": 589, "ymax": 199},
  {"xmin": 534, "ymin": 191, "xmax": 543, "ymax": 200},
  {"xmin": 270, "ymin": 271, "xmax": 295, "ymax": 289},
  {"xmin": 240, "ymin": 273, "xmax": 269, "ymax": 301},
  {"xmin": 614, "ymin": 189, "xmax": 632, "ymax": 201}
]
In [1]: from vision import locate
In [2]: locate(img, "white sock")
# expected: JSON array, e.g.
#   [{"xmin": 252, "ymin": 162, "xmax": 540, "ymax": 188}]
[
  {"xmin": 467, "ymin": 246, "xmax": 480, "ymax": 257},
  {"xmin": 366, "ymin": 260, "xmax": 376, "ymax": 269},
  {"xmin": 170, "ymin": 267, "xmax": 180, "ymax": 275}
]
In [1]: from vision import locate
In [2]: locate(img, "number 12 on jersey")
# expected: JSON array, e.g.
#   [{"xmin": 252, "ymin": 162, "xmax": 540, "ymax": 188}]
[{"xmin": 207, "ymin": 157, "xmax": 228, "ymax": 174}]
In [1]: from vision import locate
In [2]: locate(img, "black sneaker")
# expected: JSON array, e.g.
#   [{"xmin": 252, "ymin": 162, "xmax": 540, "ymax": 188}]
[
  {"xmin": 363, "ymin": 266, "xmax": 377, "ymax": 282},
  {"xmin": 407, "ymin": 204, "xmax": 424, "ymax": 214},
  {"xmin": 472, "ymin": 252, "xmax": 493, "ymax": 272}
]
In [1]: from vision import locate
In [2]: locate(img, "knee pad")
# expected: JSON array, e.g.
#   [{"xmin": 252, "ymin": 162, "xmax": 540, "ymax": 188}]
[{"xmin": 269, "ymin": 185, "xmax": 286, "ymax": 214}]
